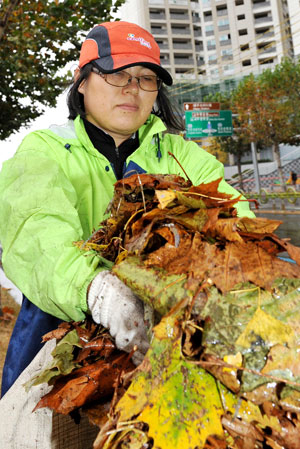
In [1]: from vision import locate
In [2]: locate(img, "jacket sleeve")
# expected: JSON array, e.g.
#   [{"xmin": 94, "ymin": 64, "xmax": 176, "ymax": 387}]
[{"xmin": 0, "ymin": 138, "xmax": 112, "ymax": 321}]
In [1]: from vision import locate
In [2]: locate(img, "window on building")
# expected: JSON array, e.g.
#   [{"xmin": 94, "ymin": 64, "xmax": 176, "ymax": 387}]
[
  {"xmin": 238, "ymin": 29, "xmax": 248, "ymax": 36},
  {"xmin": 207, "ymin": 39, "xmax": 216, "ymax": 46},
  {"xmin": 235, "ymin": 0, "xmax": 244, "ymax": 5},
  {"xmin": 257, "ymin": 43, "xmax": 277, "ymax": 55},
  {"xmin": 210, "ymin": 68, "xmax": 219, "ymax": 77},
  {"xmin": 254, "ymin": 11, "xmax": 273, "ymax": 21},
  {"xmin": 224, "ymin": 64, "xmax": 235, "ymax": 73},
  {"xmin": 218, "ymin": 18, "xmax": 229, "ymax": 26},
  {"xmin": 255, "ymin": 26, "xmax": 274, "ymax": 38},
  {"xmin": 171, "ymin": 25, "xmax": 191, "ymax": 34},
  {"xmin": 242, "ymin": 59, "xmax": 251, "ymax": 66},
  {"xmin": 170, "ymin": 9, "xmax": 189, "ymax": 20},
  {"xmin": 205, "ymin": 24, "xmax": 214, "ymax": 32},
  {"xmin": 208, "ymin": 54, "xmax": 217, "ymax": 61},
  {"xmin": 156, "ymin": 39, "xmax": 169, "ymax": 50},
  {"xmin": 151, "ymin": 25, "xmax": 166, "ymax": 35},
  {"xmin": 173, "ymin": 39, "xmax": 192, "ymax": 50},
  {"xmin": 237, "ymin": 14, "xmax": 245, "ymax": 20},
  {"xmin": 221, "ymin": 48, "xmax": 233, "ymax": 56},
  {"xmin": 260, "ymin": 58, "xmax": 274, "ymax": 64},
  {"xmin": 204, "ymin": 11, "xmax": 213, "ymax": 21},
  {"xmin": 216, "ymin": 4, "xmax": 227, "ymax": 12},
  {"xmin": 149, "ymin": 9, "xmax": 165, "ymax": 18},
  {"xmin": 220, "ymin": 34, "xmax": 231, "ymax": 41},
  {"xmin": 240, "ymin": 43, "xmax": 249, "ymax": 51}
]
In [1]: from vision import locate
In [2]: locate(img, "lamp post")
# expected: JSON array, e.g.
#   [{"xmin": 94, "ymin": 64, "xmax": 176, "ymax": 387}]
[{"xmin": 249, "ymin": 118, "xmax": 261, "ymax": 193}]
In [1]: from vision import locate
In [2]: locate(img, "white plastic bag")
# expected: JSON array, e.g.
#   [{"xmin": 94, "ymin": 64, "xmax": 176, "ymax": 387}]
[{"xmin": 0, "ymin": 340, "xmax": 98, "ymax": 449}]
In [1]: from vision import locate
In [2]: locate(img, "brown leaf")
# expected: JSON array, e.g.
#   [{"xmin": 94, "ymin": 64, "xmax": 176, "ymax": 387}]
[
  {"xmin": 206, "ymin": 217, "xmax": 244, "ymax": 243},
  {"xmin": 205, "ymin": 241, "xmax": 300, "ymax": 293},
  {"xmin": 222, "ymin": 413, "xmax": 264, "ymax": 449},
  {"xmin": 42, "ymin": 326, "xmax": 70, "ymax": 342},
  {"xmin": 237, "ymin": 217, "xmax": 283, "ymax": 234},
  {"xmin": 201, "ymin": 354, "xmax": 241, "ymax": 393},
  {"xmin": 188, "ymin": 178, "xmax": 236, "ymax": 205},
  {"xmin": 269, "ymin": 416, "xmax": 300, "ymax": 449},
  {"xmin": 74, "ymin": 336, "xmax": 115, "ymax": 363},
  {"xmin": 204, "ymin": 436, "xmax": 228, "ymax": 449},
  {"xmin": 145, "ymin": 227, "xmax": 193, "ymax": 271},
  {"xmin": 83, "ymin": 401, "xmax": 112, "ymax": 428},
  {"xmin": 34, "ymin": 353, "xmax": 135, "ymax": 415}
]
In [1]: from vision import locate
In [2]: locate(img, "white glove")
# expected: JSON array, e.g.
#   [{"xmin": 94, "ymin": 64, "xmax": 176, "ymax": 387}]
[{"xmin": 87, "ymin": 271, "xmax": 149, "ymax": 365}]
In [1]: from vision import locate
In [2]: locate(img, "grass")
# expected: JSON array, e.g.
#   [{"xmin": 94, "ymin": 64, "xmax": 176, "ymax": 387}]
[{"xmin": 0, "ymin": 287, "xmax": 20, "ymax": 393}]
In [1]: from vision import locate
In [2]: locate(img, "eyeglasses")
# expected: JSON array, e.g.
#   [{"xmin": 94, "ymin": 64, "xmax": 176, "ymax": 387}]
[{"xmin": 91, "ymin": 67, "xmax": 162, "ymax": 92}]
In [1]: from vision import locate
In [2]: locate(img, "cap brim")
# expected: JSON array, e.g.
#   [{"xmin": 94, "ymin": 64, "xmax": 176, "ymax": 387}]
[{"xmin": 93, "ymin": 55, "xmax": 173, "ymax": 86}]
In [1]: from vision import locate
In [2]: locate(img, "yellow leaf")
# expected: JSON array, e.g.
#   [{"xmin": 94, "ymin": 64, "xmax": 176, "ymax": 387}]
[
  {"xmin": 115, "ymin": 315, "xmax": 225, "ymax": 448},
  {"xmin": 223, "ymin": 352, "xmax": 242, "ymax": 374},
  {"xmin": 236, "ymin": 308, "xmax": 295, "ymax": 348},
  {"xmin": 155, "ymin": 190, "xmax": 176, "ymax": 209},
  {"xmin": 239, "ymin": 399, "xmax": 282, "ymax": 432}
]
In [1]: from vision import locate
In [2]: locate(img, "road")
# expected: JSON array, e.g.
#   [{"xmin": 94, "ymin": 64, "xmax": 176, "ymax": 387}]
[{"xmin": 253, "ymin": 199, "xmax": 300, "ymax": 246}]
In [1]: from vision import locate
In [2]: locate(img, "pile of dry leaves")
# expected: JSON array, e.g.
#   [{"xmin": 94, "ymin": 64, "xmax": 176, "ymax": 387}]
[{"xmin": 30, "ymin": 174, "xmax": 300, "ymax": 449}]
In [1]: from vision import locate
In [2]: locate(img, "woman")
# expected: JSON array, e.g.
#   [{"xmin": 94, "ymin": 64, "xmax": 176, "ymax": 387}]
[{"xmin": 0, "ymin": 21, "xmax": 254, "ymax": 400}]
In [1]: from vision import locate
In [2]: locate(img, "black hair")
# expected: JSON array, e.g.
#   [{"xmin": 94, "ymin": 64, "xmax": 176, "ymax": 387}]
[
  {"xmin": 152, "ymin": 86, "xmax": 184, "ymax": 132},
  {"xmin": 67, "ymin": 64, "xmax": 184, "ymax": 132},
  {"xmin": 67, "ymin": 63, "xmax": 93, "ymax": 120}
]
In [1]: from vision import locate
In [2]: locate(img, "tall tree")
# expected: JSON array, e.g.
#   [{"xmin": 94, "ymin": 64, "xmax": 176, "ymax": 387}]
[
  {"xmin": 0, "ymin": 0, "xmax": 125, "ymax": 141},
  {"xmin": 233, "ymin": 71, "xmax": 300, "ymax": 190},
  {"xmin": 214, "ymin": 135, "xmax": 251, "ymax": 192}
]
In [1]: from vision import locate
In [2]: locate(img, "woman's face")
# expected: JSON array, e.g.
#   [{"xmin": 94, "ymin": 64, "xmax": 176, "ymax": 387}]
[{"xmin": 78, "ymin": 65, "xmax": 158, "ymax": 146}]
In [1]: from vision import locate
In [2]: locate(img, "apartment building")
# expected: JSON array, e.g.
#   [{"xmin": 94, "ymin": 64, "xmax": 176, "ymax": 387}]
[
  {"xmin": 288, "ymin": 0, "xmax": 300, "ymax": 56},
  {"xmin": 118, "ymin": 0, "xmax": 294, "ymax": 83}
]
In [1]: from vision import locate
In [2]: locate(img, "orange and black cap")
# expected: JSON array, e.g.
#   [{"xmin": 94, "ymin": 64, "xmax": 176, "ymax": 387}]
[{"xmin": 79, "ymin": 21, "xmax": 172, "ymax": 86}]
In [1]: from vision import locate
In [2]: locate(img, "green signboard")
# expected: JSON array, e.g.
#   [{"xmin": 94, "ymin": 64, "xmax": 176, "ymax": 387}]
[{"xmin": 185, "ymin": 110, "xmax": 233, "ymax": 138}]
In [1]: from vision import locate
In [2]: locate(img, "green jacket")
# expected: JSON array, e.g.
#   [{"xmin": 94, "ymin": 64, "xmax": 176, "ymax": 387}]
[{"xmin": 0, "ymin": 115, "xmax": 254, "ymax": 321}]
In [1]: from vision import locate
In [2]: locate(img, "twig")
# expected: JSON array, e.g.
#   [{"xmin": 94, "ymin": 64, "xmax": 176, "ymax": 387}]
[
  {"xmin": 168, "ymin": 152, "xmax": 192, "ymax": 183},
  {"xmin": 231, "ymin": 285, "xmax": 261, "ymax": 308},
  {"xmin": 177, "ymin": 190, "xmax": 235, "ymax": 203},
  {"xmin": 185, "ymin": 320, "xmax": 203, "ymax": 332},
  {"xmin": 124, "ymin": 209, "xmax": 144, "ymax": 231},
  {"xmin": 136, "ymin": 173, "xmax": 147, "ymax": 212},
  {"xmin": 153, "ymin": 274, "xmax": 187, "ymax": 299}
]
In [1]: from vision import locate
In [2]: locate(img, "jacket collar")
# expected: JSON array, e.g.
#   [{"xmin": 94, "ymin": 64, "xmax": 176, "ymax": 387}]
[{"xmin": 73, "ymin": 114, "xmax": 166, "ymax": 154}]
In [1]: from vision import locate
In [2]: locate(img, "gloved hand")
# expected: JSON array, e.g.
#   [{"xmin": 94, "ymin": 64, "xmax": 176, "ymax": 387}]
[{"xmin": 87, "ymin": 271, "xmax": 149, "ymax": 365}]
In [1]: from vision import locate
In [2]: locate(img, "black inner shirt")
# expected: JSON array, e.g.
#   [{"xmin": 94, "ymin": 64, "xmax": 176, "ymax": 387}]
[{"xmin": 83, "ymin": 118, "xmax": 139, "ymax": 180}]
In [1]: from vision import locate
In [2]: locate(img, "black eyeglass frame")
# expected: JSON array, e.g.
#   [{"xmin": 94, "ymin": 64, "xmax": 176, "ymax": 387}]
[{"xmin": 91, "ymin": 67, "xmax": 162, "ymax": 92}]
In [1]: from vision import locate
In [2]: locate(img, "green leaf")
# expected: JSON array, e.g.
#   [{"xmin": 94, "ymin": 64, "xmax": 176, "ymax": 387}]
[
  {"xmin": 24, "ymin": 329, "xmax": 82, "ymax": 391},
  {"xmin": 112, "ymin": 255, "xmax": 197, "ymax": 317}
]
